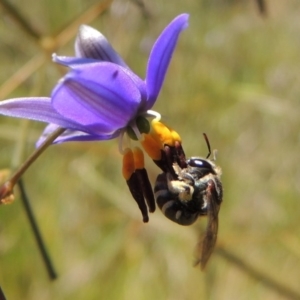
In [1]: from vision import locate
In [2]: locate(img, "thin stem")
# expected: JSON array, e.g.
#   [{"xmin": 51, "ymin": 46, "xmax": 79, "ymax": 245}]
[
  {"xmin": 130, "ymin": 0, "xmax": 152, "ymax": 19},
  {"xmin": 216, "ymin": 246, "xmax": 300, "ymax": 300},
  {"xmin": 17, "ymin": 179, "xmax": 57, "ymax": 280},
  {"xmin": 0, "ymin": 0, "xmax": 41, "ymax": 40},
  {"xmin": 0, "ymin": 286, "xmax": 6, "ymax": 300},
  {"xmin": 0, "ymin": 127, "xmax": 66, "ymax": 201},
  {"xmin": 256, "ymin": 0, "xmax": 267, "ymax": 16},
  {"xmin": 8, "ymin": 127, "xmax": 66, "ymax": 187}
]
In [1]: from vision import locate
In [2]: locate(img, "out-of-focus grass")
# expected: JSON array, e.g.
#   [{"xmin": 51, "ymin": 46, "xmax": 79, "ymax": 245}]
[{"xmin": 1, "ymin": 0, "xmax": 300, "ymax": 299}]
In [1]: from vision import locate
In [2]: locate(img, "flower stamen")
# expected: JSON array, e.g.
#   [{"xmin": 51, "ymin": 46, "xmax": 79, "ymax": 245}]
[
  {"xmin": 122, "ymin": 148, "xmax": 149, "ymax": 222},
  {"xmin": 133, "ymin": 147, "xmax": 155, "ymax": 213},
  {"xmin": 118, "ymin": 130, "xmax": 127, "ymax": 155}
]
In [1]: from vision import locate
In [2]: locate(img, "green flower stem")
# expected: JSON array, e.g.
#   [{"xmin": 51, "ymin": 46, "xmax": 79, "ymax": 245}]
[{"xmin": 18, "ymin": 179, "xmax": 57, "ymax": 280}]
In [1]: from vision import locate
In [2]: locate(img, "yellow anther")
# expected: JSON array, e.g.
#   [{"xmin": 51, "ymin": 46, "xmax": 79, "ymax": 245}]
[
  {"xmin": 122, "ymin": 148, "xmax": 135, "ymax": 180},
  {"xmin": 170, "ymin": 129, "xmax": 182, "ymax": 143},
  {"xmin": 140, "ymin": 134, "xmax": 162, "ymax": 161},
  {"xmin": 151, "ymin": 119, "xmax": 174, "ymax": 146},
  {"xmin": 133, "ymin": 147, "xmax": 145, "ymax": 170}
]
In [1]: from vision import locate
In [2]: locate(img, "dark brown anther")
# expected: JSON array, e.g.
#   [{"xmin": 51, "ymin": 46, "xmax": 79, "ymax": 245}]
[
  {"xmin": 136, "ymin": 168, "xmax": 156, "ymax": 213},
  {"xmin": 174, "ymin": 141, "xmax": 187, "ymax": 169},
  {"xmin": 153, "ymin": 150, "xmax": 168, "ymax": 173},
  {"xmin": 126, "ymin": 173, "xmax": 149, "ymax": 222}
]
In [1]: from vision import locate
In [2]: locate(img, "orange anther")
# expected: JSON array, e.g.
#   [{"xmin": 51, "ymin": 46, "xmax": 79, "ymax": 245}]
[
  {"xmin": 122, "ymin": 148, "xmax": 135, "ymax": 180},
  {"xmin": 133, "ymin": 147, "xmax": 145, "ymax": 170},
  {"xmin": 140, "ymin": 134, "xmax": 162, "ymax": 161}
]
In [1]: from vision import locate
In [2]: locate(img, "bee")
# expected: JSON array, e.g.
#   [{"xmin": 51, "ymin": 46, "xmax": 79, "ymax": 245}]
[{"xmin": 154, "ymin": 134, "xmax": 223, "ymax": 269}]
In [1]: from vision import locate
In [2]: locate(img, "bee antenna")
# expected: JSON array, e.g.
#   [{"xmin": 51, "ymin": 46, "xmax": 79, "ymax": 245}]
[{"xmin": 203, "ymin": 133, "xmax": 211, "ymax": 159}]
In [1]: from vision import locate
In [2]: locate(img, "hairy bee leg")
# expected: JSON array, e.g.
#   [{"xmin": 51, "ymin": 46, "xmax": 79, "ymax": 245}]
[
  {"xmin": 162, "ymin": 146, "xmax": 178, "ymax": 178},
  {"xmin": 174, "ymin": 141, "xmax": 187, "ymax": 169},
  {"xmin": 153, "ymin": 147, "xmax": 178, "ymax": 179},
  {"xmin": 155, "ymin": 142, "xmax": 187, "ymax": 178},
  {"xmin": 126, "ymin": 173, "xmax": 149, "ymax": 223},
  {"xmin": 140, "ymin": 133, "xmax": 174, "ymax": 176},
  {"xmin": 136, "ymin": 168, "xmax": 155, "ymax": 213},
  {"xmin": 159, "ymin": 142, "xmax": 187, "ymax": 178}
]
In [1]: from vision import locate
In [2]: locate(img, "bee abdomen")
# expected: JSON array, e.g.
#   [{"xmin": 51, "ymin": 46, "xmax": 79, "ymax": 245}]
[{"xmin": 154, "ymin": 174, "xmax": 199, "ymax": 226}]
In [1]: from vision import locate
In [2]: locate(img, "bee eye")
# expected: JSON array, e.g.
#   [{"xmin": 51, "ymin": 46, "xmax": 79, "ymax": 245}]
[{"xmin": 187, "ymin": 158, "xmax": 213, "ymax": 170}]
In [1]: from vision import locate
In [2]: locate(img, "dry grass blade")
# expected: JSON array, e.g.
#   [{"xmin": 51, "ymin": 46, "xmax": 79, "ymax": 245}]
[
  {"xmin": 216, "ymin": 246, "xmax": 300, "ymax": 300},
  {"xmin": 0, "ymin": 286, "xmax": 6, "ymax": 300},
  {"xmin": 0, "ymin": 0, "xmax": 41, "ymax": 39},
  {"xmin": 0, "ymin": 0, "xmax": 113, "ymax": 100}
]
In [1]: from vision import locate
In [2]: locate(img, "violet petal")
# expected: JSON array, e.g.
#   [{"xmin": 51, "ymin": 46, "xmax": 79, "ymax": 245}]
[
  {"xmin": 145, "ymin": 14, "xmax": 189, "ymax": 109},
  {"xmin": 52, "ymin": 62, "xmax": 142, "ymax": 134},
  {"xmin": 0, "ymin": 97, "xmax": 91, "ymax": 132},
  {"xmin": 75, "ymin": 25, "xmax": 128, "ymax": 68},
  {"xmin": 53, "ymin": 54, "xmax": 148, "ymax": 104},
  {"xmin": 36, "ymin": 123, "xmax": 119, "ymax": 147},
  {"xmin": 53, "ymin": 54, "xmax": 97, "ymax": 66}
]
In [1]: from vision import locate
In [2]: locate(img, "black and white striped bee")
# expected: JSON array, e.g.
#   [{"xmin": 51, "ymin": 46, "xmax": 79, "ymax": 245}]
[{"xmin": 154, "ymin": 135, "xmax": 223, "ymax": 269}]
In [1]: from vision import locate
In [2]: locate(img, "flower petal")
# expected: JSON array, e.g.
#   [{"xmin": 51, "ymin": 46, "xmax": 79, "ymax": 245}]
[
  {"xmin": 0, "ymin": 97, "xmax": 91, "ymax": 132},
  {"xmin": 53, "ymin": 54, "xmax": 97, "ymax": 66},
  {"xmin": 53, "ymin": 54, "xmax": 148, "ymax": 105},
  {"xmin": 145, "ymin": 14, "xmax": 189, "ymax": 109},
  {"xmin": 36, "ymin": 123, "xmax": 119, "ymax": 147},
  {"xmin": 75, "ymin": 25, "xmax": 128, "ymax": 68},
  {"xmin": 52, "ymin": 62, "xmax": 142, "ymax": 134}
]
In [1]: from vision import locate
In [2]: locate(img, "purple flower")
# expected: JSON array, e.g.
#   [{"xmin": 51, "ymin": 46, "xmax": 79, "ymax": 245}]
[{"xmin": 0, "ymin": 14, "xmax": 189, "ymax": 146}]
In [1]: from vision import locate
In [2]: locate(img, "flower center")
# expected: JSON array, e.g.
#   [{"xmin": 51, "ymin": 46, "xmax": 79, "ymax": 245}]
[{"xmin": 126, "ymin": 116, "xmax": 150, "ymax": 141}]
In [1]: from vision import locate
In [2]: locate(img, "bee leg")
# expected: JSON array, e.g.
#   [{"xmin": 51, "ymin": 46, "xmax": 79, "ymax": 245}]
[
  {"xmin": 153, "ymin": 146, "xmax": 180, "ymax": 179},
  {"xmin": 160, "ymin": 141, "xmax": 187, "ymax": 176},
  {"xmin": 161, "ymin": 145, "xmax": 178, "ymax": 178},
  {"xmin": 174, "ymin": 141, "xmax": 187, "ymax": 169}
]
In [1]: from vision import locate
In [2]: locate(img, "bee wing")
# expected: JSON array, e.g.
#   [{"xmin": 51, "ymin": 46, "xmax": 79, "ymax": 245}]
[{"xmin": 195, "ymin": 178, "xmax": 221, "ymax": 270}]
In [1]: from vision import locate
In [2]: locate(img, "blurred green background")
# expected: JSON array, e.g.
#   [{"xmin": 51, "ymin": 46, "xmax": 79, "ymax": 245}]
[{"xmin": 1, "ymin": 0, "xmax": 300, "ymax": 299}]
